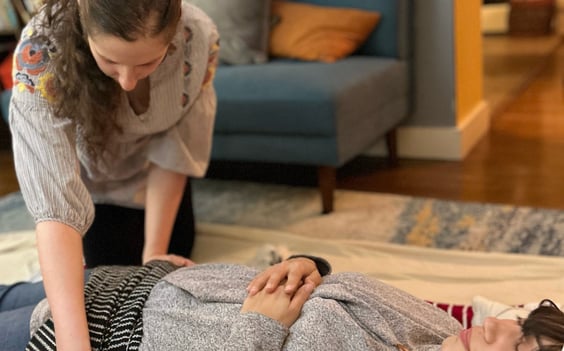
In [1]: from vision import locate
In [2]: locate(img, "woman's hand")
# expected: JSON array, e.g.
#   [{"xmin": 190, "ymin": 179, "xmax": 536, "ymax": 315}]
[
  {"xmin": 144, "ymin": 254, "xmax": 195, "ymax": 267},
  {"xmin": 247, "ymin": 257, "xmax": 321, "ymax": 296},
  {"xmin": 241, "ymin": 281, "xmax": 314, "ymax": 328}
]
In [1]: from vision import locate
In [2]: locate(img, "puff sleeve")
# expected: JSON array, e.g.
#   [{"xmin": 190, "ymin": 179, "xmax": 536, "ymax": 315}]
[{"xmin": 9, "ymin": 26, "xmax": 94, "ymax": 234}]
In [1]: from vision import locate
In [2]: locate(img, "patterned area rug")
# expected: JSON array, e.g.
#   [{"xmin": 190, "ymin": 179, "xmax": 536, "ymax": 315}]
[{"xmin": 2, "ymin": 179, "xmax": 564, "ymax": 257}]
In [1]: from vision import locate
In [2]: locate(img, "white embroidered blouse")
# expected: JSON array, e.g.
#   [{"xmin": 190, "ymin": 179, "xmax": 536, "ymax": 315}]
[{"xmin": 9, "ymin": 3, "xmax": 219, "ymax": 234}]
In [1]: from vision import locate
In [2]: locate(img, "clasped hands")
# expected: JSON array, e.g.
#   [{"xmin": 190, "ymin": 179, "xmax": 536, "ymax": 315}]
[
  {"xmin": 146, "ymin": 254, "xmax": 322, "ymax": 328},
  {"xmin": 242, "ymin": 257, "xmax": 321, "ymax": 327}
]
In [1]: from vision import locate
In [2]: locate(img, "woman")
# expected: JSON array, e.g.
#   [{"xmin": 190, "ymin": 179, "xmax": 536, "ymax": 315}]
[
  {"xmin": 8, "ymin": 1, "xmax": 314, "ymax": 350},
  {"xmin": 0, "ymin": 255, "xmax": 327, "ymax": 350},
  {"xmin": 2, "ymin": 257, "xmax": 563, "ymax": 351}
]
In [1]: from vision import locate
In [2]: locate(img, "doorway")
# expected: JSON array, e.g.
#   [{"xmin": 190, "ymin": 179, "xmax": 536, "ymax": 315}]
[{"xmin": 481, "ymin": 0, "xmax": 562, "ymax": 117}]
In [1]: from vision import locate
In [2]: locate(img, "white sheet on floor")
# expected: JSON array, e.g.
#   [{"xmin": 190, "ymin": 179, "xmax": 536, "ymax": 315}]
[
  {"xmin": 0, "ymin": 231, "xmax": 39, "ymax": 284},
  {"xmin": 192, "ymin": 223, "xmax": 564, "ymax": 305},
  {"xmin": 2, "ymin": 223, "xmax": 564, "ymax": 306}
]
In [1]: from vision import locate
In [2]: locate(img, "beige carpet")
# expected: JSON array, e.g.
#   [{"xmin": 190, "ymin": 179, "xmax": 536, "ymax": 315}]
[
  {"xmin": 5, "ymin": 179, "xmax": 564, "ymax": 256},
  {"xmin": 192, "ymin": 180, "xmax": 564, "ymax": 256}
]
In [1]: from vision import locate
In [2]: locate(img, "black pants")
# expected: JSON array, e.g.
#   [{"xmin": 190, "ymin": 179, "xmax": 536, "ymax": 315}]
[{"xmin": 82, "ymin": 180, "xmax": 195, "ymax": 268}]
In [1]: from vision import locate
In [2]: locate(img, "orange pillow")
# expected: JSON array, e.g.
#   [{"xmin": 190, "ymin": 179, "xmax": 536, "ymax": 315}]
[{"xmin": 269, "ymin": 1, "xmax": 381, "ymax": 63}]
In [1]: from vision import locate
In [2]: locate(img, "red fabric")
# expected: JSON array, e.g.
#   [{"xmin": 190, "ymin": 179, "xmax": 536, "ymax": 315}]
[
  {"xmin": 427, "ymin": 301, "xmax": 474, "ymax": 329},
  {"xmin": 0, "ymin": 53, "xmax": 13, "ymax": 90}
]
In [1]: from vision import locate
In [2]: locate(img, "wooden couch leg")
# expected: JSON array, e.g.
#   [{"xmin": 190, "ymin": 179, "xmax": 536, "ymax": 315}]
[
  {"xmin": 317, "ymin": 166, "xmax": 336, "ymax": 214},
  {"xmin": 385, "ymin": 129, "xmax": 399, "ymax": 167}
]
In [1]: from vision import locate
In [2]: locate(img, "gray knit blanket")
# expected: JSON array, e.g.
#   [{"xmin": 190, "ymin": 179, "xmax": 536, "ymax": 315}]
[{"xmin": 26, "ymin": 260, "xmax": 178, "ymax": 351}]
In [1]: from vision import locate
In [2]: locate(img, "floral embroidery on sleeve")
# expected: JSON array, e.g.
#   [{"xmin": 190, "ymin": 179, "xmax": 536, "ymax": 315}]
[
  {"xmin": 202, "ymin": 39, "xmax": 219, "ymax": 88},
  {"xmin": 37, "ymin": 72, "xmax": 56, "ymax": 103},
  {"xmin": 13, "ymin": 35, "xmax": 56, "ymax": 102}
]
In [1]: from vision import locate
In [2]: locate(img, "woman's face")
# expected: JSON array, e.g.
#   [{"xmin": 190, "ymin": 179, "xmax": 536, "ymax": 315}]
[
  {"xmin": 88, "ymin": 33, "xmax": 169, "ymax": 91},
  {"xmin": 442, "ymin": 317, "xmax": 541, "ymax": 351}
]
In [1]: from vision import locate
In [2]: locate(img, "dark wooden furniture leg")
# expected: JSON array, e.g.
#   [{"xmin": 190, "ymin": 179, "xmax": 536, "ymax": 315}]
[
  {"xmin": 385, "ymin": 129, "xmax": 399, "ymax": 167},
  {"xmin": 317, "ymin": 166, "xmax": 336, "ymax": 214},
  {"xmin": 317, "ymin": 129, "xmax": 398, "ymax": 214}
]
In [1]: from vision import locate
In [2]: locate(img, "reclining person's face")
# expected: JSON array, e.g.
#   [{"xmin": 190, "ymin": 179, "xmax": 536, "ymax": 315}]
[{"xmin": 441, "ymin": 317, "xmax": 543, "ymax": 351}]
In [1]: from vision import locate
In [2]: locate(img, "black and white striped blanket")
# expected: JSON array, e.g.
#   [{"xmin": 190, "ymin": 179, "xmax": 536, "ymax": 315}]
[{"xmin": 26, "ymin": 260, "xmax": 178, "ymax": 351}]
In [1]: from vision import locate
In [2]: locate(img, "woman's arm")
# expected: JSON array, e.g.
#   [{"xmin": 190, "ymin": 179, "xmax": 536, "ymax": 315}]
[
  {"xmin": 36, "ymin": 221, "xmax": 91, "ymax": 351},
  {"xmin": 143, "ymin": 165, "xmax": 192, "ymax": 265}
]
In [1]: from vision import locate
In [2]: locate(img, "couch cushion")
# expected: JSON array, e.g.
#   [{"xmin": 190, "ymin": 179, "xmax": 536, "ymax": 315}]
[
  {"xmin": 212, "ymin": 56, "xmax": 409, "ymax": 167},
  {"xmin": 292, "ymin": 0, "xmax": 401, "ymax": 58},
  {"xmin": 214, "ymin": 57, "xmax": 408, "ymax": 138}
]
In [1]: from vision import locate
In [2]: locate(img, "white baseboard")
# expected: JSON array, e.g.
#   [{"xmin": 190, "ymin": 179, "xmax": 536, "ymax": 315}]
[{"xmin": 365, "ymin": 101, "xmax": 491, "ymax": 161}]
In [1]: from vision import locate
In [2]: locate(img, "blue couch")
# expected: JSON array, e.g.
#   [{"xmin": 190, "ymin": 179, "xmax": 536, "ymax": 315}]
[
  {"xmin": 211, "ymin": 0, "xmax": 412, "ymax": 213},
  {"xmin": 0, "ymin": 0, "xmax": 412, "ymax": 213}
]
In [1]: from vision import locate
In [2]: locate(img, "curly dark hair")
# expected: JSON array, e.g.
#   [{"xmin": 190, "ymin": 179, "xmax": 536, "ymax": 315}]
[
  {"xmin": 36, "ymin": 0, "xmax": 181, "ymax": 156},
  {"xmin": 522, "ymin": 299, "xmax": 564, "ymax": 351}
]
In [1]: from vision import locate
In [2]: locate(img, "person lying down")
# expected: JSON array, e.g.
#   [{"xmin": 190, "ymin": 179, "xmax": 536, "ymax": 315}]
[{"xmin": 5, "ymin": 257, "xmax": 564, "ymax": 351}]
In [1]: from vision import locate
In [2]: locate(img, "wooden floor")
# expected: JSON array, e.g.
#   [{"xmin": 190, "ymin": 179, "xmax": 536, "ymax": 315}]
[
  {"xmin": 2, "ymin": 34, "xmax": 564, "ymax": 211},
  {"xmin": 336, "ymin": 35, "xmax": 564, "ymax": 210}
]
